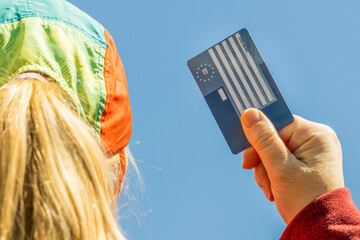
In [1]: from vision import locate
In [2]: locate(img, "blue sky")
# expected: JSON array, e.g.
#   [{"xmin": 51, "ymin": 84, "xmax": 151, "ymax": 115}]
[{"xmin": 72, "ymin": 0, "xmax": 360, "ymax": 239}]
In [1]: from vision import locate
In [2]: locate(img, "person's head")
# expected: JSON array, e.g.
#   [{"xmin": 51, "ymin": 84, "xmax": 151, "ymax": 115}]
[
  {"xmin": 0, "ymin": 0, "xmax": 134, "ymax": 239},
  {"xmin": 0, "ymin": 74, "xmax": 127, "ymax": 239}
]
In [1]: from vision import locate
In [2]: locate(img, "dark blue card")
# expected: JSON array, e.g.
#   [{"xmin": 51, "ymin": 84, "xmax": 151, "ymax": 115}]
[{"xmin": 187, "ymin": 28, "xmax": 294, "ymax": 154}]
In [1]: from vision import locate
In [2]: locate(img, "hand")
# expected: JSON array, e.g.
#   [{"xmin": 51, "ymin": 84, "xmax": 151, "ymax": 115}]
[{"xmin": 241, "ymin": 109, "xmax": 344, "ymax": 224}]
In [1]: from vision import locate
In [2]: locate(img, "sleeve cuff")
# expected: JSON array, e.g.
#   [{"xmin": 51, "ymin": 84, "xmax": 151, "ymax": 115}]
[{"xmin": 280, "ymin": 188, "xmax": 360, "ymax": 240}]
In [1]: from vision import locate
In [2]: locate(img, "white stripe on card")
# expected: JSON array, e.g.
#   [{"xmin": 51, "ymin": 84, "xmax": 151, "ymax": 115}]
[
  {"xmin": 218, "ymin": 88, "xmax": 227, "ymax": 101},
  {"xmin": 214, "ymin": 45, "xmax": 251, "ymax": 108},
  {"xmin": 228, "ymin": 37, "xmax": 267, "ymax": 106},
  {"xmin": 221, "ymin": 40, "xmax": 260, "ymax": 108},
  {"xmin": 208, "ymin": 49, "xmax": 244, "ymax": 114},
  {"xmin": 234, "ymin": 33, "xmax": 275, "ymax": 102}
]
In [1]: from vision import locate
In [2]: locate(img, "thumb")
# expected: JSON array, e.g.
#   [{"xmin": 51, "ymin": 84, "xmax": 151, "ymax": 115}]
[{"xmin": 241, "ymin": 109, "xmax": 289, "ymax": 170}]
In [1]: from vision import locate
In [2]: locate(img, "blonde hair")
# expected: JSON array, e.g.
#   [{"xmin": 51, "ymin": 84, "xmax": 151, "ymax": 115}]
[{"xmin": 0, "ymin": 77, "xmax": 126, "ymax": 239}]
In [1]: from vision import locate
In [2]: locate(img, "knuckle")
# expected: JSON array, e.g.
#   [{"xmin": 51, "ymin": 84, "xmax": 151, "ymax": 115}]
[
  {"xmin": 313, "ymin": 124, "xmax": 340, "ymax": 147},
  {"xmin": 252, "ymin": 127, "xmax": 279, "ymax": 153},
  {"xmin": 311, "ymin": 133, "xmax": 330, "ymax": 149},
  {"xmin": 321, "ymin": 124, "xmax": 337, "ymax": 138}
]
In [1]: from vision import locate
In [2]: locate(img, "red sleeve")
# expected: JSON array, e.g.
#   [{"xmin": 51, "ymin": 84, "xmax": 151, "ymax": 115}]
[{"xmin": 280, "ymin": 188, "xmax": 360, "ymax": 240}]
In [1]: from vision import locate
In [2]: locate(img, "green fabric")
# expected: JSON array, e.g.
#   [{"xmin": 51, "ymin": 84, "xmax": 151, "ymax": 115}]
[
  {"xmin": 0, "ymin": 17, "xmax": 107, "ymax": 135},
  {"xmin": 0, "ymin": 0, "xmax": 107, "ymax": 49}
]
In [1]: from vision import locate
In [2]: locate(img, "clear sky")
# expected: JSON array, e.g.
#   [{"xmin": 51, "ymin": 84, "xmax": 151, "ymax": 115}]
[{"xmin": 72, "ymin": 0, "xmax": 360, "ymax": 239}]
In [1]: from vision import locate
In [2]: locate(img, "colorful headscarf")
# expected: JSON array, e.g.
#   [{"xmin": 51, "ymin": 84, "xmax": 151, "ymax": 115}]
[{"xmin": 0, "ymin": 0, "xmax": 132, "ymax": 192}]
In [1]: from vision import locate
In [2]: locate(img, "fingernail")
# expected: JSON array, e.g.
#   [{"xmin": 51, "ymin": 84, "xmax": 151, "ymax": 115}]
[{"xmin": 243, "ymin": 109, "xmax": 261, "ymax": 128}]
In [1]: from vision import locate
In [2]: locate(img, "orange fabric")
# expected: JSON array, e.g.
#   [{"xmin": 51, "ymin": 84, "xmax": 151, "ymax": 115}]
[
  {"xmin": 101, "ymin": 29, "xmax": 132, "ymax": 154},
  {"xmin": 102, "ymin": 29, "xmax": 132, "ymax": 193}
]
